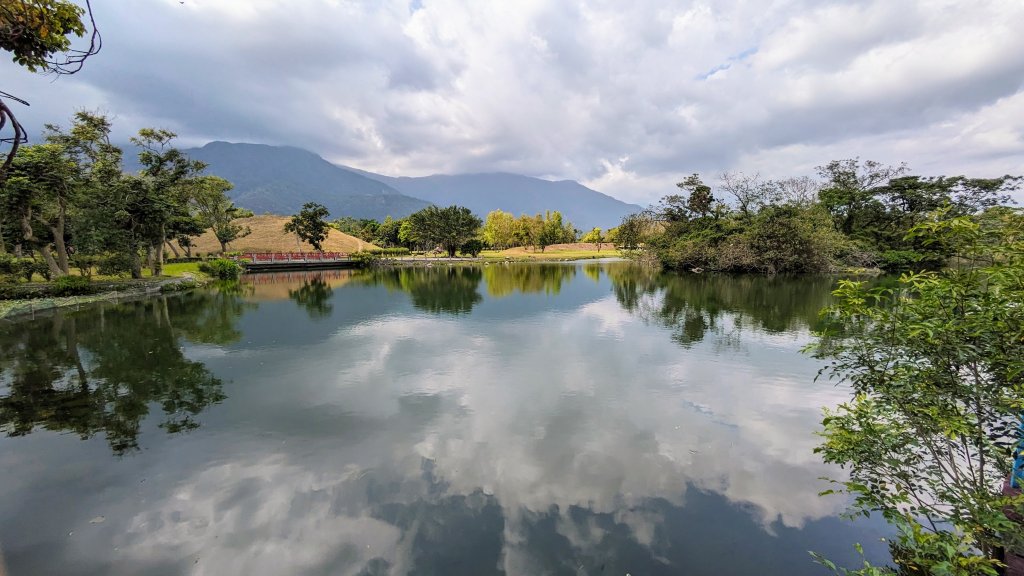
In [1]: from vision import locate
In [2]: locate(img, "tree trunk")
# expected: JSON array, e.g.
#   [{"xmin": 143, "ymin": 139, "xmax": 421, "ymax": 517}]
[
  {"xmin": 35, "ymin": 197, "xmax": 71, "ymax": 276},
  {"xmin": 219, "ymin": 239, "xmax": 227, "ymax": 254},
  {"xmin": 53, "ymin": 197, "xmax": 70, "ymax": 275},
  {"xmin": 165, "ymin": 239, "xmax": 180, "ymax": 258},
  {"xmin": 152, "ymin": 239, "xmax": 164, "ymax": 276},
  {"xmin": 51, "ymin": 227, "xmax": 70, "ymax": 276},
  {"xmin": 130, "ymin": 246, "xmax": 143, "ymax": 279},
  {"xmin": 19, "ymin": 210, "xmax": 61, "ymax": 279}
]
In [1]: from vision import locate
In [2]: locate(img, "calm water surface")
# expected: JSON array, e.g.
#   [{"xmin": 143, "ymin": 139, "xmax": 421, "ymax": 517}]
[{"xmin": 0, "ymin": 262, "xmax": 889, "ymax": 575}]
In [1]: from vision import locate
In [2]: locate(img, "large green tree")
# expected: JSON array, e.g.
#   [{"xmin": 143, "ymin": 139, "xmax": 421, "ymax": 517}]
[
  {"xmin": 405, "ymin": 205, "xmax": 481, "ymax": 258},
  {"xmin": 0, "ymin": 143, "xmax": 77, "ymax": 276},
  {"xmin": 812, "ymin": 212, "xmax": 1024, "ymax": 575},
  {"xmin": 284, "ymin": 202, "xmax": 331, "ymax": 251},
  {"xmin": 817, "ymin": 159, "xmax": 907, "ymax": 236},
  {"xmin": 191, "ymin": 176, "xmax": 251, "ymax": 253},
  {"xmin": 676, "ymin": 173, "xmax": 715, "ymax": 219},
  {"xmin": 131, "ymin": 128, "xmax": 206, "ymax": 276},
  {"xmin": 482, "ymin": 209, "xmax": 517, "ymax": 249}
]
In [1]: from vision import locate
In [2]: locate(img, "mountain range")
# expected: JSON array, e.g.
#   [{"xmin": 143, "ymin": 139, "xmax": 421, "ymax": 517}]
[{"xmin": 133, "ymin": 141, "xmax": 642, "ymax": 230}]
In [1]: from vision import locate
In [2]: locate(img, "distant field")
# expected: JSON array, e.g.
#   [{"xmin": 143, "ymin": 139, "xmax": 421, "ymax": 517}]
[{"xmin": 190, "ymin": 215, "xmax": 380, "ymax": 254}]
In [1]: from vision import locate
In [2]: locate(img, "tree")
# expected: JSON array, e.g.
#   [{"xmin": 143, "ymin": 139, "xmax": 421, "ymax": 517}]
[
  {"xmin": 0, "ymin": 143, "xmax": 77, "ymax": 276},
  {"xmin": 604, "ymin": 226, "xmax": 619, "ymax": 246},
  {"xmin": 191, "ymin": 176, "xmax": 250, "ymax": 253},
  {"xmin": 817, "ymin": 159, "xmax": 907, "ymax": 235},
  {"xmin": 334, "ymin": 216, "xmax": 379, "ymax": 243},
  {"xmin": 482, "ymin": 209, "xmax": 517, "ymax": 249},
  {"xmin": 131, "ymin": 128, "xmax": 206, "ymax": 276},
  {"xmin": 460, "ymin": 238, "xmax": 483, "ymax": 257},
  {"xmin": 745, "ymin": 204, "xmax": 845, "ymax": 274},
  {"xmin": 538, "ymin": 210, "xmax": 568, "ymax": 252},
  {"xmin": 284, "ymin": 202, "xmax": 331, "ymax": 251},
  {"xmin": 614, "ymin": 212, "xmax": 652, "ymax": 250},
  {"xmin": 812, "ymin": 212, "xmax": 1024, "ymax": 575},
  {"xmin": 581, "ymin": 227, "xmax": 605, "ymax": 251},
  {"xmin": 677, "ymin": 174, "xmax": 715, "ymax": 219},
  {"xmin": 772, "ymin": 176, "xmax": 820, "ymax": 207},
  {"xmin": 374, "ymin": 216, "xmax": 403, "ymax": 248},
  {"xmin": 515, "ymin": 213, "xmax": 543, "ymax": 251},
  {"xmin": 405, "ymin": 205, "xmax": 481, "ymax": 258},
  {"xmin": 719, "ymin": 172, "xmax": 779, "ymax": 218}
]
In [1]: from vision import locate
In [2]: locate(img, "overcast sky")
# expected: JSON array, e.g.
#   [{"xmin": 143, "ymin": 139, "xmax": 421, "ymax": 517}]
[{"xmin": 3, "ymin": 0, "xmax": 1023, "ymax": 205}]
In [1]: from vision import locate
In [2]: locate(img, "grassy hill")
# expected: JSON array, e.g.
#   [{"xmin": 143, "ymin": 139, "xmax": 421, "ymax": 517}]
[{"xmin": 191, "ymin": 215, "xmax": 380, "ymax": 254}]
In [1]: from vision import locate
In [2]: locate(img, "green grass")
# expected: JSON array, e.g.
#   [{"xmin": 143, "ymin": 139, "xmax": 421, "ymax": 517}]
[
  {"xmin": 157, "ymin": 262, "xmax": 202, "ymax": 277},
  {"xmin": 15, "ymin": 261, "xmax": 203, "ymax": 282}
]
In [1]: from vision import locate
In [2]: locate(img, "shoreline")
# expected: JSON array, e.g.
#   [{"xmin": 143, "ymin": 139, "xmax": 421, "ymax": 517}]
[{"xmin": 0, "ymin": 275, "xmax": 209, "ymax": 321}]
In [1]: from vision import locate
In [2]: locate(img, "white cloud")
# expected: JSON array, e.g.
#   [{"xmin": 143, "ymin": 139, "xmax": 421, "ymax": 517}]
[{"xmin": 1, "ymin": 0, "xmax": 1021, "ymax": 205}]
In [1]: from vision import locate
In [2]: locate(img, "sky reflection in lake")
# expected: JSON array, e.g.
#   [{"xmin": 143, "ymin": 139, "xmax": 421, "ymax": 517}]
[{"xmin": 0, "ymin": 263, "xmax": 888, "ymax": 575}]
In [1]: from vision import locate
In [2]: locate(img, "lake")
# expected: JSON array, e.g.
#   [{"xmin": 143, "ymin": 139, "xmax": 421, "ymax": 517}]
[{"xmin": 0, "ymin": 262, "xmax": 889, "ymax": 575}]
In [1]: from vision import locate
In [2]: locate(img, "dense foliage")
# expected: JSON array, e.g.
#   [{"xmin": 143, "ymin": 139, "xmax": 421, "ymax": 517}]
[
  {"xmin": 0, "ymin": 112, "xmax": 241, "ymax": 281},
  {"xmin": 0, "ymin": 0, "xmax": 95, "ymax": 73},
  {"xmin": 404, "ymin": 205, "xmax": 482, "ymax": 257},
  {"xmin": 812, "ymin": 211, "xmax": 1024, "ymax": 574},
  {"xmin": 197, "ymin": 258, "xmax": 242, "ymax": 280},
  {"xmin": 621, "ymin": 161, "xmax": 1020, "ymax": 274},
  {"xmin": 283, "ymin": 202, "xmax": 330, "ymax": 251}
]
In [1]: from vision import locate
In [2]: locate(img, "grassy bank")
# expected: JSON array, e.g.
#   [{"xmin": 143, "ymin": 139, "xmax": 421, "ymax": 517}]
[{"xmin": 0, "ymin": 263, "xmax": 209, "ymax": 320}]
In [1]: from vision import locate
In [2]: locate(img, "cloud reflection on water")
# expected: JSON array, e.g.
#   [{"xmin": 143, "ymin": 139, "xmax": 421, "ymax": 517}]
[{"xmin": 114, "ymin": 276, "xmax": 858, "ymax": 574}]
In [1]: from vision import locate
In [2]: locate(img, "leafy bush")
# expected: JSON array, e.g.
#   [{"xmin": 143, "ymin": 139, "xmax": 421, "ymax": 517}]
[
  {"xmin": 97, "ymin": 253, "xmax": 134, "ymax": 277},
  {"xmin": 15, "ymin": 258, "xmax": 50, "ymax": 281},
  {"xmin": 198, "ymin": 258, "xmax": 243, "ymax": 280},
  {"xmin": 50, "ymin": 275, "xmax": 95, "ymax": 296},
  {"xmin": 0, "ymin": 253, "xmax": 16, "ymax": 282},
  {"xmin": 0, "ymin": 258, "xmax": 48, "ymax": 282},
  {"xmin": 877, "ymin": 249, "xmax": 922, "ymax": 271},
  {"xmin": 460, "ymin": 239, "xmax": 483, "ymax": 257},
  {"xmin": 812, "ymin": 213, "xmax": 1024, "ymax": 574},
  {"xmin": 877, "ymin": 249, "xmax": 948, "ymax": 272},
  {"xmin": 71, "ymin": 254, "xmax": 99, "ymax": 279},
  {"xmin": 367, "ymin": 247, "xmax": 410, "ymax": 256},
  {"xmin": 349, "ymin": 251, "xmax": 380, "ymax": 267}
]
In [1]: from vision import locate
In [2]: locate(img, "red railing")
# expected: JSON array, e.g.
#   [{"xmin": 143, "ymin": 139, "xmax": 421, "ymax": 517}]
[{"xmin": 242, "ymin": 252, "xmax": 350, "ymax": 263}]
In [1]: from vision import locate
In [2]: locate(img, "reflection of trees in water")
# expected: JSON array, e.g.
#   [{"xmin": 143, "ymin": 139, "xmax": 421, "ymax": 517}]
[
  {"xmin": 289, "ymin": 278, "xmax": 334, "ymax": 319},
  {"xmin": 483, "ymin": 264, "xmax": 577, "ymax": 298},
  {"xmin": 583, "ymin": 263, "xmax": 602, "ymax": 284},
  {"xmin": 361, "ymin": 267, "xmax": 483, "ymax": 315},
  {"xmin": 0, "ymin": 290, "xmax": 248, "ymax": 454},
  {"xmin": 606, "ymin": 265, "xmax": 836, "ymax": 347},
  {"xmin": 357, "ymin": 264, "xmax": 580, "ymax": 314}
]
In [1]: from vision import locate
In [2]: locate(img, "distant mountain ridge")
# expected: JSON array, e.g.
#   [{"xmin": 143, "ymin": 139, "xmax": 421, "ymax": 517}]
[
  {"xmin": 144, "ymin": 142, "xmax": 640, "ymax": 228},
  {"xmin": 352, "ymin": 170, "xmax": 642, "ymax": 230},
  {"xmin": 176, "ymin": 142, "xmax": 431, "ymax": 220}
]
